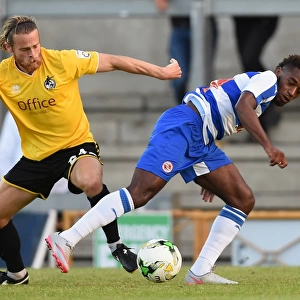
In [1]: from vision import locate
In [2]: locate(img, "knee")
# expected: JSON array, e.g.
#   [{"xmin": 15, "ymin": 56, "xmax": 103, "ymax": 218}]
[
  {"xmin": 0, "ymin": 218, "xmax": 10, "ymax": 229},
  {"xmin": 236, "ymin": 188, "xmax": 255, "ymax": 215},
  {"xmin": 79, "ymin": 176, "xmax": 102, "ymax": 197},
  {"xmin": 227, "ymin": 187, "xmax": 255, "ymax": 215}
]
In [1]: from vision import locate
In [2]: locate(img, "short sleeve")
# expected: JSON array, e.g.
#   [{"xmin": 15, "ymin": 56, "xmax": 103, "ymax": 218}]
[
  {"xmin": 243, "ymin": 71, "xmax": 277, "ymax": 105},
  {"xmin": 60, "ymin": 50, "xmax": 99, "ymax": 79}
]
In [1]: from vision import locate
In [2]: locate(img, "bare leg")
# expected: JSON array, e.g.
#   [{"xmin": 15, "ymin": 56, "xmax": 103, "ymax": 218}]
[
  {"xmin": 186, "ymin": 164, "xmax": 254, "ymax": 284},
  {"xmin": 60, "ymin": 168, "xmax": 167, "ymax": 246}
]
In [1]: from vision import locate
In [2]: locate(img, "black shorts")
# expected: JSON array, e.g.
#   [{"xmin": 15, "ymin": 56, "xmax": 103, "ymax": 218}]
[{"xmin": 4, "ymin": 142, "xmax": 102, "ymax": 199}]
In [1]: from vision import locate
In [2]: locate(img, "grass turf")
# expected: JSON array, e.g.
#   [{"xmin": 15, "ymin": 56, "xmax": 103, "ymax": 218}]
[{"xmin": 1, "ymin": 266, "xmax": 300, "ymax": 300}]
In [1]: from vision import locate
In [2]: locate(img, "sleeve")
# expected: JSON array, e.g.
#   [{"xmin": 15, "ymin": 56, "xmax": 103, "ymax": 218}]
[
  {"xmin": 60, "ymin": 49, "xmax": 99, "ymax": 79},
  {"xmin": 243, "ymin": 71, "xmax": 277, "ymax": 106}
]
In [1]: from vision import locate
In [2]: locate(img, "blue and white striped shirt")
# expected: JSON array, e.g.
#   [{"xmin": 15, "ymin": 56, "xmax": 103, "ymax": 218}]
[{"xmin": 183, "ymin": 71, "xmax": 277, "ymax": 144}]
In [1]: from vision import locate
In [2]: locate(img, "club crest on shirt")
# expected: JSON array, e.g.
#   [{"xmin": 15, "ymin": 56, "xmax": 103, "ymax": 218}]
[
  {"xmin": 44, "ymin": 75, "xmax": 56, "ymax": 90},
  {"xmin": 162, "ymin": 161, "xmax": 173, "ymax": 173}
]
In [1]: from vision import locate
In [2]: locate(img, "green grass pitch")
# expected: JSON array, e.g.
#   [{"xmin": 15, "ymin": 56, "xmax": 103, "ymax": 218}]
[{"xmin": 1, "ymin": 266, "xmax": 300, "ymax": 300}]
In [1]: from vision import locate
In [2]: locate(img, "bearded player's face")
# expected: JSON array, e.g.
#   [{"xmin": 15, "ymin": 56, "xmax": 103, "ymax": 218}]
[{"xmin": 8, "ymin": 28, "xmax": 42, "ymax": 75}]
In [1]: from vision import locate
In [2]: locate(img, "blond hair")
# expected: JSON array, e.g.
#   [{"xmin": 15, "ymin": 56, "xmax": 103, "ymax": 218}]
[{"xmin": 0, "ymin": 15, "xmax": 37, "ymax": 51}]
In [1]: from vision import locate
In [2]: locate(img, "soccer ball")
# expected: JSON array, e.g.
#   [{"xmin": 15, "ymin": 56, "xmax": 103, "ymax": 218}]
[{"xmin": 137, "ymin": 238, "xmax": 182, "ymax": 283}]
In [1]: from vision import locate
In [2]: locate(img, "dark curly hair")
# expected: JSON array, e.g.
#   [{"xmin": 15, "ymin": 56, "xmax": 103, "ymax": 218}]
[{"xmin": 276, "ymin": 54, "xmax": 300, "ymax": 70}]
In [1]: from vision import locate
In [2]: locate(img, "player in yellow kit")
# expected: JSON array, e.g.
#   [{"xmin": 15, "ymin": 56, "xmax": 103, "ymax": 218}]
[{"xmin": 0, "ymin": 15, "xmax": 181, "ymax": 285}]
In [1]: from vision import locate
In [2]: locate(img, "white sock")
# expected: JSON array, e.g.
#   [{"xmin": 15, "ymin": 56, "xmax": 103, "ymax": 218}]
[
  {"xmin": 108, "ymin": 239, "xmax": 122, "ymax": 252},
  {"xmin": 190, "ymin": 205, "xmax": 247, "ymax": 276},
  {"xmin": 7, "ymin": 269, "xmax": 27, "ymax": 280},
  {"xmin": 60, "ymin": 188, "xmax": 134, "ymax": 246}
]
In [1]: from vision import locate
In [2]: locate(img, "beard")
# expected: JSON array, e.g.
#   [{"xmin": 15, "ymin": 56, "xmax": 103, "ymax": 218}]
[{"xmin": 15, "ymin": 53, "xmax": 42, "ymax": 75}]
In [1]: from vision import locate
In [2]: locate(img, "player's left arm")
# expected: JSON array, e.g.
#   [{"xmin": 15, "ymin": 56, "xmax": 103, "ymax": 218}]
[
  {"xmin": 235, "ymin": 91, "xmax": 287, "ymax": 168},
  {"xmin": 235, "ymin": 91, "xmax": 270, "ymax": 147},
  {"xmin": 96, "ymin": 53, "xmax": 182, "ymax": 80}
]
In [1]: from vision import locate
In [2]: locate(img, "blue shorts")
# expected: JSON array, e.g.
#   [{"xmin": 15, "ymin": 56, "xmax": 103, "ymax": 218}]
[{"xmin": 136, "ymin": 104, "xmax": 232, "ymax": 183}]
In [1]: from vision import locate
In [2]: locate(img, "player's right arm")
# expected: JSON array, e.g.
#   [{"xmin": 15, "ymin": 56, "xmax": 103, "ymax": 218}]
[{"xmin": 96, "ymin": 53, "xmax": 182, "ymax": 80}]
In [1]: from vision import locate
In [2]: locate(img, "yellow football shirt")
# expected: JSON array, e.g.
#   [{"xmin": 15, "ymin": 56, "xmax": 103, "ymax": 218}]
[{"xmin": 0, "ymin": 47, "xmax": 99, "ymax": 160}]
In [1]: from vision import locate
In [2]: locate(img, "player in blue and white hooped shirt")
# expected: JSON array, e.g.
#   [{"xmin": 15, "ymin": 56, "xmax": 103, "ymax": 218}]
[
  {"xmin": 183, "ymin": 71, "xmax": 277, "ymax": 142},
  {"xmin": 47, "ymin": 55, "xmax": 300, "ymax": 284}
]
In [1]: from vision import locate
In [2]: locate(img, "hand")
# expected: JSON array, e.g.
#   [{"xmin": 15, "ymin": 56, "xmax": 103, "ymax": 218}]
[
  {"xmin": 264, "ymin": 145, "xmax": 288, "ymax": 169},
  {"xmin": 161, "ymin": 58, "xmax": 182, "ymax": 80},
  {"xmin": 200, "ymin": 187, "xmax": 215, "ymax": 203}
]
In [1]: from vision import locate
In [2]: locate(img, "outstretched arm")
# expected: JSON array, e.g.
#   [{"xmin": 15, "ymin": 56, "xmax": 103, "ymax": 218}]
[
  {"xmin": 96, "ymin": 53, "xmax": 182, "ymax": 80},
  {"xmin": 235, "ymin": 91, "xmax": 287, "ymax": 168}
]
